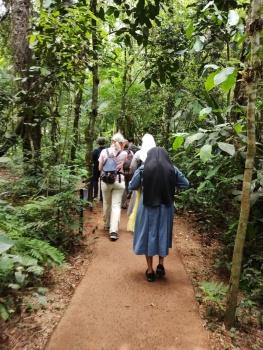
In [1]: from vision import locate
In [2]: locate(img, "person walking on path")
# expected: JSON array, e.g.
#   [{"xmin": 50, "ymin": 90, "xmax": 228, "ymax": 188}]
[
  {"xmin": 127, "ymin": 133, "xmax": 156, "ymax": 232},
  {"xmin": 128, "ymin": 146, "xmax": 189, "ymax": 282},
  {"xmin": 98, "ymin": 133, "xmax": 127, "ymax": 241},
  {"xmin": 121, "ymin": 140, "xmax": 134, "ymax": 209},
  {"xmin": 91, "ymin": 137, "xmax": 106, "ymax": 200}
]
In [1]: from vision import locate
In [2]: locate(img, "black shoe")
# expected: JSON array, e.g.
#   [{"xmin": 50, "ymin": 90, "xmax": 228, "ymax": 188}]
[
  {"xmin": 145, "ymin": 270, "xmax": 156, "ymax": 282},
  {"xmin": 110, "ymin": 232, "xmax": 118, "ymax": 241},
  {"xmin": 156, "ymin": 264, "xmax": 165, "ymax": 278}
]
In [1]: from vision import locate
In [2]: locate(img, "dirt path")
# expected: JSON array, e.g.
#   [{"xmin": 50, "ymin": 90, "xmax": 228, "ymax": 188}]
[{"xmin": 45, "ymin": 206, "xmax": 210, "ymax": 350}]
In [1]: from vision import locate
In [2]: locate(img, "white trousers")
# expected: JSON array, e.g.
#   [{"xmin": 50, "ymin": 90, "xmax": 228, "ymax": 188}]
[{"xmin": 101, "ymin": 180, "xmax": 125, "ymax": 233}]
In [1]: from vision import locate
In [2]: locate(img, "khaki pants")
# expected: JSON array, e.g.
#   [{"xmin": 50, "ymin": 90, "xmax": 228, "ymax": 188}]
[{"xmin": 101, "ymin": 180, "xmax": 125, "ymax": 233}]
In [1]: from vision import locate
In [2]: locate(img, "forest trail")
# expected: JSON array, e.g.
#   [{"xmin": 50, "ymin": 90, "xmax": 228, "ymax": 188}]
[{"xmin": 45, "ymin": 205, "xmax": 210, "ymax": 350}]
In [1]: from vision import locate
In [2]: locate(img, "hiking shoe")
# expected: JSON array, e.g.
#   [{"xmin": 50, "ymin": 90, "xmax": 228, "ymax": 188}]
[
  {"xmin": 156, "ymin": 264, "xmax": 165, "ymax": 278},
  {"xmin": 110, "ymin": 232, "xmax": 118, "ymax": 241},
  {"xmin": 145, "ymin": 270, "xmax": 156, "ymax": 282}
]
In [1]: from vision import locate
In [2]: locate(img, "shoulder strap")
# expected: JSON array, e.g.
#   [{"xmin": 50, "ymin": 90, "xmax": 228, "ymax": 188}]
[
  {"xmin": 103, "ymin": 148, "xmax": 121, "ymax": 167},
  {"xmin": 106, "ymin": 148, "xmax": 120, "ymax": 158}
]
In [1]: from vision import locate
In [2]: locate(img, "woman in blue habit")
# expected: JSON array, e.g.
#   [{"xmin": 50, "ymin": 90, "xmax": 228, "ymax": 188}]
[{"xmin": 128, "ymin": 147, "xmax": 189, "ymax": 282}]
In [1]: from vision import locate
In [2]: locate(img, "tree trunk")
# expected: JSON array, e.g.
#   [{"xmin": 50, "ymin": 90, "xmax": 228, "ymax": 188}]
[
  {"xmin": 162, "ymin": 92, "xmax": 174, "ymax": 149},
  {"xmin": 85, "ymin": 0, "xmax": 99, "ymax": 175},
  {"xmin": 71, "ymin": 77, "xmax": 85, "ymax": 163},
  {"xmin": 224, "ymin": 0, "xmax": 262, "ymax": 328},
  {"xmin": 230, "ymin": 42, "xmax": 248, "ymax": 122},
  {"xmin": 50, "ymin": 105, "xmax": 60, "ymax": 164},
  {"xmin": 10, "ymin": 0, "xmax": 42, "ymax": 174},
  {"xmin": 118, "ymin": 49, "xmax": 128, "ymax": 134}
]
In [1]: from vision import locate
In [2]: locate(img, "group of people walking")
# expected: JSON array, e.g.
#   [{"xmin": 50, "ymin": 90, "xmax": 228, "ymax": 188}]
[{"xmin": 91, "ymin": 132, "xmax": 189, "ymax": 282}]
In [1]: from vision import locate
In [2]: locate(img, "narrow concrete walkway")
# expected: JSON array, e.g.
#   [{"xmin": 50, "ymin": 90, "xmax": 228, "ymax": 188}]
[{"xmin": 46, "ymin": 210, "xmax": 210, "ymax": 350}]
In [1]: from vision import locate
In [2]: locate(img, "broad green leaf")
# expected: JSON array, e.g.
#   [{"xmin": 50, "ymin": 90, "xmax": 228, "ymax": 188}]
[
  {"xmin": 174, "ymin": 98, "xmax": 182, "ymax": 107},
  {"xmin": 27, "ymin": 265, "xmax": 44, "ymax": 276},
  {"xmin": 29, "ymin": 34, "xmax": 36, "ymax": 45},
  {"xmin": 220, "ymin": 70, "xmax": 237, "ymax": 93},
  {"xmin": 227, "ymin": 10, "xmax": 240, "ymax": 27},
  {"xmin": 202, "ymin": 64, "xmax": 219, "ymax": 74},
  {"xmin": 87, "ymin": 10, "xmax": 100, "ymax": 22},
  {"xmin": 234, "ymin": 123, "xmax": 243, "ymax": 133},
  {"xmin": 185, "ymin": 133, "xmax": 205, "ymax": 147},
  {"xmin": 40, "ymin": 67, "xmax": 50, "ymax": 76},
  {"xmin": 0, "ymin": 255, "xmax": 14, "ymax": 273},
  {"xmin": 193, "ymin": 37, "xmax": 204, "ymax": 52},
  {"xmin": 199, "ymin": 107, "xmax": 212, "ymax": 121},
  {"xmin": 0, "ymin": 234, "xmax": 14, "ymax": 254},
  {"xmin": 186, "ymin": 22, "xmax": 194, "ymax": 39},
  {"xmin": 8, "ymin": 283, "xmax": 21, "ymax": 290},
  {"xmin": 0, "ymin": 304, "xmax": 9, "ymax": 321},
  {"xmin": 202, "ymin": 1, "xmax": 214, "ymax": 11},
  {"xmin": 43, "ymin": 0, "xmax": 53, "ymax": 8},
  {"xmin": 199, "ymin": 144, "xmax": 212, "ymax": 163},
  {"xmin": 172, "ymin": 136, "xmax": 185, "ymax": 150},
  {"xmin": 197, "ymin": 180, "xmax": 213, "ymax": 193},
  {"xmin": 205, "ymin": 165, "xmax": 221, "ymax": 179},
  {"xmin": 13, "ymin": 255, "xmax": 38, "ymax": 267},
  {"xmin": 218, "ymin": 142, "xmax": 235, "ymax": 156},
  {"xmin": 214, "ymin": 67, "xmax": 235, "ymax": 86},
  {"xmin": 205, "ymin": 71, "xmax": 218, "ymax": 91},
  {"xmin": 15, "ymin": 271, "xmax": 26, "ymax": 285},
  {"xmin": 0, "ymin": 157, "xmax": 11, "ymax": 164}
]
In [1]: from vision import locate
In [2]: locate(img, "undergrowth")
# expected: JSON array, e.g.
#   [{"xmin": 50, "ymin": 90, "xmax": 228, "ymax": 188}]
[{"xmin": 0, "ymin": 163, "xmax": 88, "ymax": 320}]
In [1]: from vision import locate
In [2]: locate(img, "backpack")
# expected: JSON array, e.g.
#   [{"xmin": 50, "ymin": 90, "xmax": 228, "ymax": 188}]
[
  {"xmin": 123, "ymin": 150, "xmax": 133, "ymax": 176},
  {"xmin": 100, "ymin": 148, "xmax": 121, "ymax": 184}
]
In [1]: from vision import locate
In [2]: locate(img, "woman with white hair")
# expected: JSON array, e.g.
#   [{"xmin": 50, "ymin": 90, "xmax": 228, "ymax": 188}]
[{"xmin": 98, "ymin": 133, "xmax": 127, "ymax": 241}]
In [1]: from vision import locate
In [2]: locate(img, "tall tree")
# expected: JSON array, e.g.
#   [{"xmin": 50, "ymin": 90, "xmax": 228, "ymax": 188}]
[
  {"xmin": 71, "ymin": 76, "xmax": 85, "ymax": 164},
  {"xmin": 10, "ymin": 0, "xmax": 42, "ymax": 173},
  {"xmin": 224, "ymin": 0, "xmax": 263, "ymax": 328},
  {"xmin": 85, "ymin": 0, "xmax": 99, "ymax": 174}
]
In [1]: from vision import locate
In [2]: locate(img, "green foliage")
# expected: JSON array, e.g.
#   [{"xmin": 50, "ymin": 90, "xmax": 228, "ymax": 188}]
[
  {"xmin": 0, "ymin": 187, "xmax": 83, "ymax": 250},
  {"xmin": 200, "ymin": 281, "xmax": 228, "ymax": 307},
  {"xmin": 172, "ymin": 143, "xmax": 242, "ymax": 225},
  {"xmin": 199, "ymin": 280, "xmax": 228, "ymax": 317},
  {"xmin": 0, "ymin": 228, "xmax": 64, "ymax": 320},
  {"xmin": 0, "ymin": 177, "xmax": 83, "ymax": 320}
]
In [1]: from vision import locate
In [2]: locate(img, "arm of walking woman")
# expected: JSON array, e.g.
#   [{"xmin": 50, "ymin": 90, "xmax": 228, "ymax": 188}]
[
  {"xmin": 174, "ymin": 166, "xmax": 189, "ymax": 189},
  {"xmin": 128, "ymin": 166, "xmax": 143, "ymax": 191}
]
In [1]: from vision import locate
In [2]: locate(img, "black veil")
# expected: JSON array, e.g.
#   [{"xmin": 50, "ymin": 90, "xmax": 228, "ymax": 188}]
[{"xmin": 143, "ymin": 147, "xmax": 176, "ymax": 207}]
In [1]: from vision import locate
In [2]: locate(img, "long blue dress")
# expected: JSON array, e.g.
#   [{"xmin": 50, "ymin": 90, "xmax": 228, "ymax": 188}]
[{"xmin": 128, "ymin": 165, "xmax": 189, "ymax": 257}]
